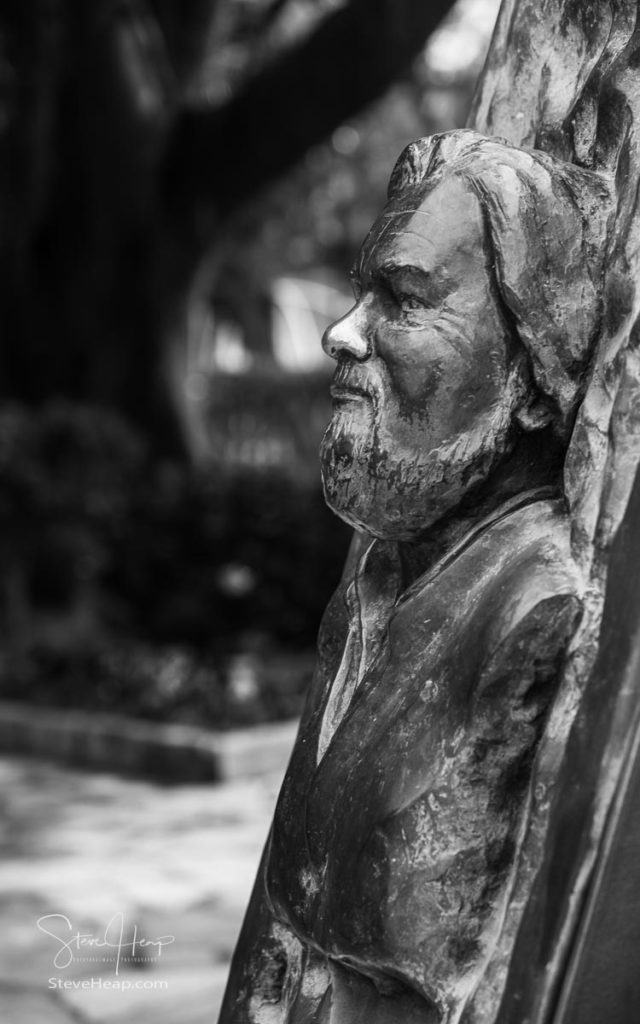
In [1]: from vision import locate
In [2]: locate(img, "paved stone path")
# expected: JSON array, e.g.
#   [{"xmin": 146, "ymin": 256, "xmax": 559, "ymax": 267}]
[{"xmin": 0, "ymin": 755, "xmax": 285, "ymax": 1023}]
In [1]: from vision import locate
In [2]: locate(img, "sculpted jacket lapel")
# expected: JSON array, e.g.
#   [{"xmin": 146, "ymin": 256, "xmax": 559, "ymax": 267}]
[{"xmin": 316, "ymin": 538, "xmax": 403, "ymax": 765}]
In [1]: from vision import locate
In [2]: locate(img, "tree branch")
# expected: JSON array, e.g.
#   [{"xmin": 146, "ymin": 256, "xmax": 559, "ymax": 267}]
[
  {"xmin": 161, "ymin": 0, "xmax": 458, "ymax": 225},
  {"xmin": 149, "ymin": 0, "xmax": 220, "ymax": 88}
]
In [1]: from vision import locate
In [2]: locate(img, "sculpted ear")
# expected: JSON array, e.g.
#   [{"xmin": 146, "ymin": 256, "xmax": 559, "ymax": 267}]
[
  {"xmin": 508, "ymin": 348, "xmax": 556, "ymax": 433},
  {"xmin": 514, "ymin": 394, "xmax": 555, "ymax": 432}
]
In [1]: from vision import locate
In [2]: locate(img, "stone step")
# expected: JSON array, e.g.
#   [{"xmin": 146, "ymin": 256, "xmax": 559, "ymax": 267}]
[
  {"xmin": 0, "ymin": 983, "xmax": 80, "ymax": 1024},
  {"xmin": 0, "ymin": 701, "xmax": 297, "ymax": 784}
]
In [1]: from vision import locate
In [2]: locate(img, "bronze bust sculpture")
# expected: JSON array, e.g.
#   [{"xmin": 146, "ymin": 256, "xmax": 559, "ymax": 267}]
[
  {"xmin": 218, "ymin": 128, "xmax": 615, "ymax": 1023},
  {"xmin": 218, "ymin": 0, "xmax": 640, "ymax": 1009}
]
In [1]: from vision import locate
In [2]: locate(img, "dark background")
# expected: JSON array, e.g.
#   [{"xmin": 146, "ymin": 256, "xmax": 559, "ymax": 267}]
[{"xmin": 0, "ymin": 0, "xmax": 498, "ymax": 729}]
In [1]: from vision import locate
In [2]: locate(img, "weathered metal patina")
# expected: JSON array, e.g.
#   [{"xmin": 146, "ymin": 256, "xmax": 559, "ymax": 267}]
[{"xmin": 219, "ymin": 1, "xmax": 640, "ymax": 1021}]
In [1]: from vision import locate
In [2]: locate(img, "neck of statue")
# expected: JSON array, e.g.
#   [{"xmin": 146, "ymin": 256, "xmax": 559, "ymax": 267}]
[{"xmin": 397, "ymin": 427, "xmax": 565, "ymax": 591}]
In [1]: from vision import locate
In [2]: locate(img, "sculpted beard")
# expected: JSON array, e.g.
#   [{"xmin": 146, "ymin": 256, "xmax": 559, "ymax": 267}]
[{"xmin": 319, "ymin": 380, "xmax": 523, "ymax": 542}]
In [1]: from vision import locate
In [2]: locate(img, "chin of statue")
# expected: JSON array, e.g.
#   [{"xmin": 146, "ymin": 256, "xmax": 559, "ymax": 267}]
[
  {"xmin": 319, "ymin": 415, "xmax": 515, "ymax": 542},
  {"xmin": 320, "ymin": 435, "xmax": 446, "ymax": 542}
]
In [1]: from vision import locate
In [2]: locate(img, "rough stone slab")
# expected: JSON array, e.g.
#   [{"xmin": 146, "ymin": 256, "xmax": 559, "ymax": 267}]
[
  {"xmin": 0, "ymin": 984, "xmax": 79, "ymax": 1024},
  {"xmin": 0, "ymin": 702, "xmax": 297, "ymax": 783},
  {"xmin": 0, "ymin": 755, "xmax": 284, "ymax": 1023},
  {"xmin": 213, "ymin": 720, "xmax": 297, "ymax": 778},
  {"xmin": 61, "ymin": 964, "xmax": 229, "ymax": 1024}
]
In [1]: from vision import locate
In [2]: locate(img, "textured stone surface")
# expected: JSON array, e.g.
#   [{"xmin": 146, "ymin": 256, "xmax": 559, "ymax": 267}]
[{"xmin": 0, "ymin": 755, "xmax": 284, "ymax": 1024}]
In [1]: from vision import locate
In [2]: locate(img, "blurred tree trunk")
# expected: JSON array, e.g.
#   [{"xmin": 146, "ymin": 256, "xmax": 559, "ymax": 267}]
[{"xmin": 0, "ymin": 0, "xmax": 456, "ymax": 457}]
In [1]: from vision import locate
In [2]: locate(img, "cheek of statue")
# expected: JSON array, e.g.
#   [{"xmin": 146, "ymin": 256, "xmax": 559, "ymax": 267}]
[{"xmin": 319, "ymin": 315, "xmax": 518, "ymax": 541}]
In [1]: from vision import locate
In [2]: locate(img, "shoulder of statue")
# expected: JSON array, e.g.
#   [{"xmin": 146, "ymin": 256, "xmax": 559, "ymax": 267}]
[
  {"xmin": 482, "ymin": 495, "xmax": 582, "ymax": 602},
  {"xmin": 394, "ymin": 493, "xmax": 583, "ymax": 666},
  {"xmin": 399, "ymin": 492, "xmax": 581, "ymax": 611},
  {"xmin": 469, "ymin": 497, "xmax": 583, "ymax": 704}
]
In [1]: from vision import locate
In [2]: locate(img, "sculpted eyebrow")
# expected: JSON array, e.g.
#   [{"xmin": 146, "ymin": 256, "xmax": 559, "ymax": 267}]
[{"xmin": 375, "ymin": 264, "xmax": 431, "ymax": 291}]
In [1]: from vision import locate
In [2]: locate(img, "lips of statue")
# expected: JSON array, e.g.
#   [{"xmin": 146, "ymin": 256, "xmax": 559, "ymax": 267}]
[{"xmin": 319, "ymin": 176, "xmax": 524, "ymax": 541}]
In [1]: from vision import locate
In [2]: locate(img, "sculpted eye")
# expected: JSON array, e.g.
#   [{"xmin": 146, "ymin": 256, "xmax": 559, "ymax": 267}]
[{"xmin": 398, "ymin": 293, "xmax": 430, "ymax": 312}]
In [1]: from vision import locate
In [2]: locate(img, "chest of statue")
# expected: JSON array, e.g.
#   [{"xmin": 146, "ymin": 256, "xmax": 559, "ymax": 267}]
[{"xmin": 265, "ymin": 499, "xmax": 581, "ymax": 1001}]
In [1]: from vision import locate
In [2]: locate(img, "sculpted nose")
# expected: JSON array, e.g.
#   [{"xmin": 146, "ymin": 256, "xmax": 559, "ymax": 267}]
[{"xmin": 322, "ymin": 306, "xmax": 370, "ymax": 361}]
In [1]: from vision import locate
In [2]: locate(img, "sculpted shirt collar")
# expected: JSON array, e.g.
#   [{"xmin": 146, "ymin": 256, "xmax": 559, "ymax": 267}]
[
  {"xmin": 398, "ymin": 484, "xmax": 561, "ymax": 605},
  {"xmin": 317, "ymin": 485, "xmax": 560, "ymax": 765}
]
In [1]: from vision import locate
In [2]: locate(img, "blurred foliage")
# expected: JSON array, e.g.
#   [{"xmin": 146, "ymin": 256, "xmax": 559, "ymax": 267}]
[
  {"xmin": 0, "ymin": 402, "xmax": 144, "ymax": 608},
  {"xmin": 0, "ymin": 401, "xmax": 350, "ymax": 725},
  {"xmin": 0, "ymin": 0, "xmax": 500, "ymax": 727},
  {"xmin": 111, "ymin": 453, "xmax": 349, "ymax": 648},
  {"xmin": 3, "ymin": 641, "xmax": 317, "ymax": 728},
  {"xmin": 197, "ymin": 0, "xmax": 349, "ymax": 101}
]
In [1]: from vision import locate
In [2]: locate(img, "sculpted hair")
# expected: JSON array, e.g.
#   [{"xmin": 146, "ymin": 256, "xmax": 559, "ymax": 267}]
[{"xmin": 388, "ymin": 130, "xmax": 612, "ymax": 436}]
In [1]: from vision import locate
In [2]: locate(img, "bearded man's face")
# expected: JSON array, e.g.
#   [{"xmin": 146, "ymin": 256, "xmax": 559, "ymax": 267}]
[{"xmin": 320, "ymin": 177, "xmax": 525, "ymax": 540}]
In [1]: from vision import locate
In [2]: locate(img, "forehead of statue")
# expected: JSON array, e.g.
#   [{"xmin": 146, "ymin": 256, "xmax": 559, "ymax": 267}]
[{"xmin": 357, "ymin": 176, "xmax": 485, "ymax": 281}]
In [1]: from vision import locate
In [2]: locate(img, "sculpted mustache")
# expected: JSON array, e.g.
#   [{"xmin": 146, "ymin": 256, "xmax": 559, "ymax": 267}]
[{"xmin": 330, "ymin": 366, "xmax": 377, "ymax": 399}]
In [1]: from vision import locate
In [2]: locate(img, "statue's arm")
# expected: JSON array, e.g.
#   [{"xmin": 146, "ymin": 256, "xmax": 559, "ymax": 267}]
[
  {"xmin": 475, "ymin": 588, "xmax": 582, "ymax": 712},
  {"xmin": 218, "ymin": 840, "xmax": 332, "ymax": 1023}
]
